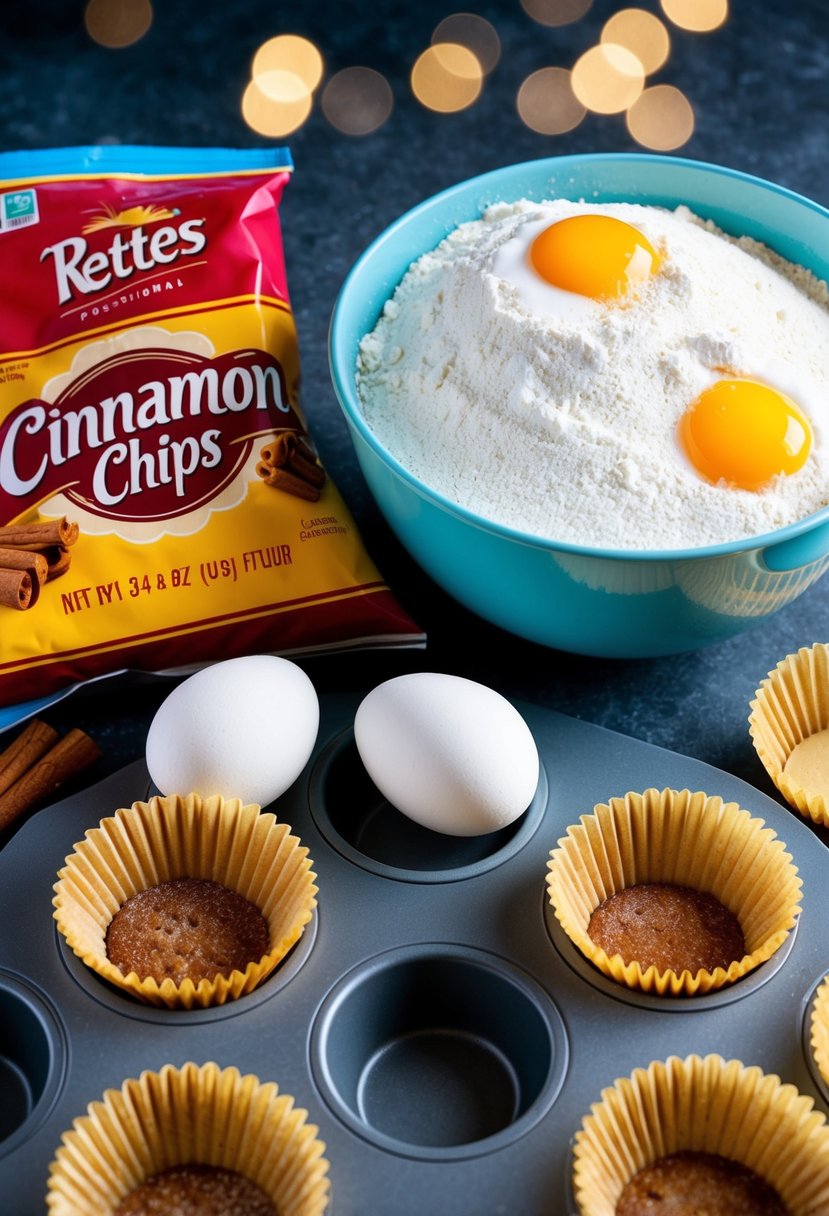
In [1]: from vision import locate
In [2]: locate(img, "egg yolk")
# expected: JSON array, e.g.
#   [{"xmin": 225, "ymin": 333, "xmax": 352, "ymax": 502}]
[
  {"xmin": 529, "ymin": 214, "xmax": 660, "ymax": 301},
  {"xmin": 679, "ymin": 378, "xmax": 813, "ymax": 491}
]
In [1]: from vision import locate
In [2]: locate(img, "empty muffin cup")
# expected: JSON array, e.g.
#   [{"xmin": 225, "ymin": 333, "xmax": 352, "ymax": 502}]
[
  {"xmin": 0, "ymin": 972, "xmax": 65, "ymax": 1153},
  {"xmin": 46, "ymin": 1060, "xmax": 330, "ymax": 1215},
  {"xmin": 749, "ymin": 642, "xmax": 829, "ymax": 827},
  {"xmin": 52, "ymin": 794, "xmax": 317, "ymax": 1009},
  {"xmin": 310, "ymin": 943, "xmax": 568, "ymax": 1160},
  {"xmin": 572, "ymin": 1053, "xmax": 829, "ymax": 1215},
  {"xmin": 546, "ymin": 787, "xmax": 802, "ymax": 996}
]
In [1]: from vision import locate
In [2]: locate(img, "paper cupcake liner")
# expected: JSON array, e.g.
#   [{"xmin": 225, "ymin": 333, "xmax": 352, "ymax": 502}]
[
  {"xmin": 677, "ymin": 551, "xmax": 828, "ymax": 618},
  {"xmin": 810, "ymin": 975, "xmax": 829, "ymax": 1089},
  {"xmin": 46, "ymin": 1060, "xmax": 330, "ymax": 1215},
  {"xmin": 749, "ymin": 643, "xmax": 829, "ymax": 827},
  {"xmin": 546, "ymin": 787, "xmax": 801, "ymax": 996},
  {"xmin": 573, "ymin": 1053, "xmax": 829, "ymax": 1216},
  {"xmin": 551, "ymin": 551, "xmax": 674, "ymax": 596},
  {"xmin": 53, "ymin": 794, "xmax": 317, "ymax": 1008}
]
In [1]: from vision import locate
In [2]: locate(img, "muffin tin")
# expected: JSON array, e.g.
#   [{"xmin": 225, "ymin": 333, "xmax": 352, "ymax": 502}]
[{"xmin": 1, "ymin": 692, "xmax": 829, "ymax": 1214}]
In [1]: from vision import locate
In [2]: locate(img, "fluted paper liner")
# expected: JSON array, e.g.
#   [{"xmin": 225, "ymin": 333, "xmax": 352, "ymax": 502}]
[
  {"xmin": 572, "ymin": 1054, "xmax": 829, "ymax": 1215},
  {"xmin": 46, "ymin": 1061, "xmax": 330, "ymax": 1215},
  {"xmin": 53, "ymin": 794, "xmax": 317, "ymax": 1008},
  {"xmin": 546, "ymin": 787, "xmax": 801, "ymax": 995},
  {"xmin": 677, "ymin": 550, "xmax": 827, "ymax": 619},
  {"xmin": 810, "ymin": 976, "xmax": 829, "ymax": 1089},
  {"xmin": 749, "ymin": 643, "xmax": 829, "ymax": 827},
  {"xmin": 551, "ymin": 551, "xmax": 674, "ymax": 596}
]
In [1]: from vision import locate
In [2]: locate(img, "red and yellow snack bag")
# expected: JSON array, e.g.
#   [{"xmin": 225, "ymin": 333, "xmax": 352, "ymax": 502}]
[{"xmin": 0, "ymin": 146, "xmax": 423, "ymax": 708}]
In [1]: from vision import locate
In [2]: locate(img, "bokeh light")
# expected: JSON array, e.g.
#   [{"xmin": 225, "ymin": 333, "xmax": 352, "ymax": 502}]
[
  {"xmin": 626, "ymin": 84, "xmax": 694, "ymax": 149},
  {"xmin": 411, "ymin": 43, "xmax": 483, "ymax": 113},
  {"xmin": 571, "ymin": 43, "xmax": 645, "ymax": 114},
  {"xmin": 517, "ymin": 67, "xmax": 586, "ymax": 135},
  {"xmin": 432, "ymin": 13, "xmax": 501, "ymax": 75},
  {"xmin": 520, "ymin": 0, "xmax": 593, "ymax": 27},
  {"xmin": 601, "ymin": 9, "xmax": 670, "ymax": 75},
  {"xmin": 85, "ymin": 0, "xmax": 152, "ymax": 48},
  {"xmin": 322, "ymin": 68, "xmax": 393, "ymax": 136},
  {"xmin": 251, "ymin": 35, "xmax": 324, "ymax": 92},
  {"xmin": 660, "ymin": 0, "xmax": 728, "ymax": 33},
  {"xmin": 241, "ymin": 75, "xmax": 312, "ymax": 137}
]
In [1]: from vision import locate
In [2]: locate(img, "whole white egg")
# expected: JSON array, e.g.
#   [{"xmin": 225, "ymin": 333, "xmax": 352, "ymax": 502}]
[
  {"xmin": 354, "ymin": 672, "xmax": 540, "ymax": 837},
  {"xmin": 146, "ymin": 655, "xmax": 319, "ymax": 807}
]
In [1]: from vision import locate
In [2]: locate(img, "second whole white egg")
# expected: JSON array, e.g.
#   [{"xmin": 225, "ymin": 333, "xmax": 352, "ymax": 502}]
[
  {"xmin": 354, "ymin": 672, "xmax": 540, "ymax": 837},
  {"xmin": 145, "ymin": 654, "xmax": 320, "ymax": 807}
]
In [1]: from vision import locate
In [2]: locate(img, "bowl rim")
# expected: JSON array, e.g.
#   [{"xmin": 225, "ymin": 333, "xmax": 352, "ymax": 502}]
[{"xmin": 329, "ymin": 151, "xmax": 829, "ymax": 563}]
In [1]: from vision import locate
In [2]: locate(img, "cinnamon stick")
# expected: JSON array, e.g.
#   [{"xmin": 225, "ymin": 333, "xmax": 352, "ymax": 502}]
[
  {"xmin": 0, "ymin": 728, "xmax": 101, "ymax": 831},
  {"xmin": 259, "ymin": 434, "xmax": 326, "ymax": 487},
  {"xmin": 255, "ymin": 462, "xmax": 321, "ymax": 502},
  {"xmin": 0, "ymin": 517, "xmax": 79, "ymax": 548},
  {"xmin": 260, "ymin": 432, "xmax": 317, "ymax": 466},
  {"xmin": 43, "ymin": 545, "xmax": 72, "ymax": 581},
  {"xmin": 286, "ymin": 449, "xmax": 326, "ymax": 488},
  {"xmin": 0, "ymin": 542, "xmax": 73, "ymax": 580},
  {"xmin": 0, "ymin": 547, "xmax": 49, "ymax": 585},
  {"xmin": 0, "ymin": 719, "xmax": 60, "ymax": 797},
  {"xmin": 0, "ymin": 567, "xmax": 34, "ymax": 610},
  {"xmin": 259, "ymin": 434, "xmax": 295, "ymax": 467}
]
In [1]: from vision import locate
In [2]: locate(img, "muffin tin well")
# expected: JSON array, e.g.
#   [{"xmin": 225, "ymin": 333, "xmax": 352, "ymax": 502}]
[{"xmin": 1, "ymin": 692, "xmax": 828, "ymax": 1214}]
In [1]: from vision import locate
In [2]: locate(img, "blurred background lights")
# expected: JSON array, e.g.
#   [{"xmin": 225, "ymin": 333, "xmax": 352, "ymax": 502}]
[
  {"xmin": 627, "ymin": 84, "xmax": 694, "ymax": 149},
  {"xmin": 571, "ymin": 43, "xmax": 645, "ymax": 114},
  {"xmin": 601, "ymin": 9, "xmax": 670, "ymax": 75},
  {"xmin": 243, "ymin": 32, "xmax": 324, "ymax": 138},
  {"xmin": 517, "ymin": 67, "xmax": 586, "ymax": 135},
  {"xmin": 411, "ymin": 43, "xmax": 483, "ymax": 113},
  {"xmin": 252, "ymin": 69, "xmax": 309, "ymax": 105},
  {"xmin": 520, "ymin": 0, "xmax": 593, "ymax": 28},
  {"xmin": 226, "ymin": 1, "xmax": 725, "ymax": 143},
  {"xmin": 660, "ymin": 0, "xmax": 728, "ymax": 33},
  {"xmin": 242, "ymin": 75, "xmax": 312, "ymax": 137},
  {"xmin": 252, "ymin": 35, "xmax": 324, "ymax": 93},
  {"xmin": 432, "ymin": 13, "xmax": 501, "ymax": 75},
  {"xmin": 322, "ymin": 68, "xmax": 393, "ymax": 136},
  {"xmin": 84, "ymin": 0, "xmax": 152, "ymax": 48}
]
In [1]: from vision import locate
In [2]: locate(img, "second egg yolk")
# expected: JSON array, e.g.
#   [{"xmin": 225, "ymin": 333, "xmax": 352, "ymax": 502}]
[
  {"xmin": 679, "ymin": 379, "xmax": 813, "ymax": 491},
  {"xmin": 529, "ymin": 214, "xmax": 660, "ymax": 301}
]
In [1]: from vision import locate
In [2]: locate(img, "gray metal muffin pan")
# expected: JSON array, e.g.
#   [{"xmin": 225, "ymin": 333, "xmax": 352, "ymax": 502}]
[{"xmin": 1, "ymin": 691, "xmax": 829, "ymax": 1215}]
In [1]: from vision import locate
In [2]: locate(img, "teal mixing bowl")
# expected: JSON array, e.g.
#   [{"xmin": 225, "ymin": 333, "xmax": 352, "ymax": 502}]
[{"xmin": 329, "ymin": 154, "xmax": 829, "ymax": 658}]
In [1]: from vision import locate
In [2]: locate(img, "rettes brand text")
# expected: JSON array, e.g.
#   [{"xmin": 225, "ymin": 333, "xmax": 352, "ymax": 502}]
[{"xmin": 40, "ymin": 216, "xmax": 207, "ymax": 305}]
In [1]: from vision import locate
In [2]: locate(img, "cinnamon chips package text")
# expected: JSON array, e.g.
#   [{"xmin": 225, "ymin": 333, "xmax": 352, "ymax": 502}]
[{"xmin": 0, "ymin": 146, "xmax": 423, "ymax": 708}]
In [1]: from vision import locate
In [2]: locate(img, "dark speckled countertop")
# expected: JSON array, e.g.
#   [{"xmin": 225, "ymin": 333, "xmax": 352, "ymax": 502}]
[{"xmin": 0, "ymin": 0, "xmax": 827, "ymax": 834}]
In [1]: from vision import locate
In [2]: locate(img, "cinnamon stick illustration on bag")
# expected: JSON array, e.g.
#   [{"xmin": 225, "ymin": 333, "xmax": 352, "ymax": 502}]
[{"xmin": 0, "ymin": 518, "xmax": 78, "ymax": 610}]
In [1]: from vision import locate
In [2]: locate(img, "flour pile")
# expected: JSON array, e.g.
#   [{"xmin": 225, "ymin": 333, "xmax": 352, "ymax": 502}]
[{"xmin": 356, "ymin": 200, "xmax": 829, "ymax": 550}]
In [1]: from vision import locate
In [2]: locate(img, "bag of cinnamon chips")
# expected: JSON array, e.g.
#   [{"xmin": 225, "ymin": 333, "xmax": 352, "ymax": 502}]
[{"xmin": 0, "ymin": 146, "xmax": 423, "ymax": 710}]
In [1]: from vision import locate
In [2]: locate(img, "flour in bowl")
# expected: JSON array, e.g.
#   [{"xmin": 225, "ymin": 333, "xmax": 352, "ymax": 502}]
[{"xmin": 356, "ymin": 199, "xmax": 829, "ymax": 550}]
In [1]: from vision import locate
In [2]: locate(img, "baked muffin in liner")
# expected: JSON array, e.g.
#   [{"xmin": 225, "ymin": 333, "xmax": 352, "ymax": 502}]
[
  {"xmin": 572, "ymin": 1053, "xmax": 829, "ymax": 1216},
  {"xmin": 749, "ymin": 642, "xmax": 829, "ymax": 827},
  {"xmin": 46, "ymin": 1060, "xmax": 330, "ymax": 1215},
  {"xmin": 546, "ymin": 787, "xmax": 801, "ymax": 996},
  {"xmin": 53, "ymin": 794, "xmax": 317, "ymax": 1009},
  {"xmin": 809, "ymin": 975, "xmax": 829, "ymax": 1089}
]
